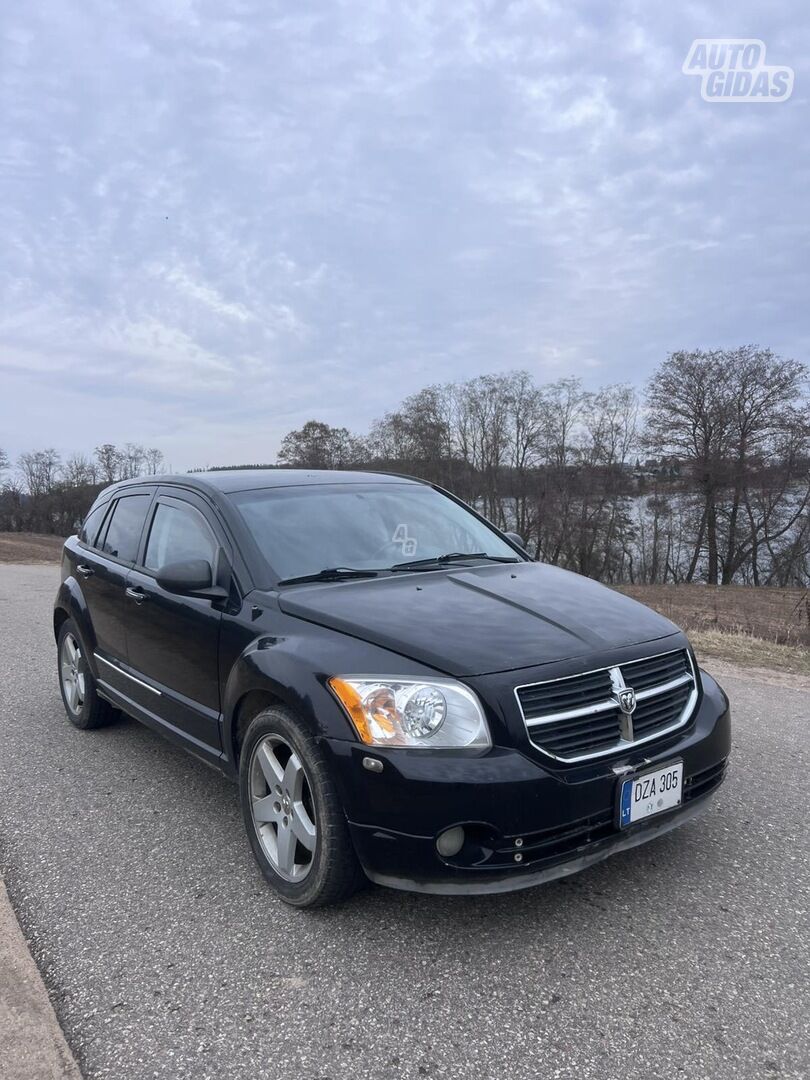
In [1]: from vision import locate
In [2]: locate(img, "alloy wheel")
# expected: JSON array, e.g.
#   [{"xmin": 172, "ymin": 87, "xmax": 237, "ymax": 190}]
[
  {"xmin": 60, "ymin": 632, "xmax": 86, "ymax": 715},
  {"xmin": 249, "ymin": 734, "xmax": 317, "ymax": 882}
]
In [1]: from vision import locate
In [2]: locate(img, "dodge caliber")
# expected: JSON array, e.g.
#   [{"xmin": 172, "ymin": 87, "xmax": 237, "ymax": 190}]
[{"xmin": 54, "ymin": 470, "xmax": 731, "ymax": 907}]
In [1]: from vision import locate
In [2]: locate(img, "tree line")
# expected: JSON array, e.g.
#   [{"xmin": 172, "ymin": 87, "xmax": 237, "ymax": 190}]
[
  {"xmin": 0, "ymin": 443, "xmax": 164, "ymax": 536},
  {"xmin": 2, "ymin": 347, "xmax": 808, "ymax": 586},
  {"xmin": 274, "ymin": 348, "xmax": 810, "ymax": 587}
]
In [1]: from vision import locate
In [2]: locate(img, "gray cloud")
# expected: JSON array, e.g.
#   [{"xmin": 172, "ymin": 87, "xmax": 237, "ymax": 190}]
[{"xmin": 1, "ymin": 0, "xmax": 808, "ymax": 469}]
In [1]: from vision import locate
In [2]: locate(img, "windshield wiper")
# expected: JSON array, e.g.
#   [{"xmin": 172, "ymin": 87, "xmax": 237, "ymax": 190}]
[
  {"xmin": 277, "ymin": 567, "xmax": 383, "ymax": 586},
  {"xmin": 391, "ymin": 552, "xmax": 521, "ymax": 571},
  {"xmin": 279, "ymin": 552, "xmax": 522, "ymax": 584}
]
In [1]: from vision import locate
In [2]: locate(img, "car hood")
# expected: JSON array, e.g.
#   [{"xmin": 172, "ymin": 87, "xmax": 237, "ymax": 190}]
[{"xmin": 277, "ymin": 562, "xmax": 681, "ymax": 677}]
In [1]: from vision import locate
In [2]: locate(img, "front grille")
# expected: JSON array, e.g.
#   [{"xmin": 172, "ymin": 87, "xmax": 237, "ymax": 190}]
[
  {"xmin": 620, "ymin": 650, "xmax": 690, "ymax": 690},
  {"xmin": 515, "ymin": 648, "xmax": 698, "ymax": 763},
  {"xmin": 517, "ymin": 668, "xmax": 613, "ymax": 720}
]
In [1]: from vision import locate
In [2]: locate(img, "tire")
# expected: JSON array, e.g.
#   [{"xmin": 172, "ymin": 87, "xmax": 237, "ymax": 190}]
[
  {"xmin": 57, "ymin": 618, "xmax": 119, "ymax": 730},
  {"xmin": 239, "ymin": 705, "xmax": 364, "ymax": 908}
]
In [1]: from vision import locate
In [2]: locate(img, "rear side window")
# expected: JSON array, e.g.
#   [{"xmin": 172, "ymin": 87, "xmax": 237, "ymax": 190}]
[
  {"xmin": 79, "ymin": 503, "xmax": 109, "ymax": 547},
  {"xmin": 99, "ymin": 495, "xmax": 152, "ymax": 562},
  {"xmin": 144, "ymin": 501, "xmax": 216, "ymax": 571}
]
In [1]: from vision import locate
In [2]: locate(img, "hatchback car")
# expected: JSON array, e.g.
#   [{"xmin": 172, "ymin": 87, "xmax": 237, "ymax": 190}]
[{"xmin": 54, "ymin": 470, "xmax": 730, "ymax": 907}]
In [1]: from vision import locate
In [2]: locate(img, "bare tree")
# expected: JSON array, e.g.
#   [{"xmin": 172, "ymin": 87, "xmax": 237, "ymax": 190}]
[
  {"xmin": 369, "ymin": 385, "xmax": 455, "ymax": 481},
  {"xmin": 63, "ymin": 453, "xmax": 97, "ymax": 487},
  {"xmin": 94, "ymin": 443, "xmax": 122, "ymax": 483},
  {"xmin": 572, "ymin": 385, "xmax": 640, "ymax": 579},
  {"xmin": 532, "ymin": 379, "xmax": 587, "ymax": 566},
  {"xmin": 718, "ymin": 349, "xmax": 808, "ymax": 583},
  {"xmin": 503, "ymin": 371, "xmax": 545, "ymax": 545},
  {"xmin": 646, "ymin": 350, "xmax": 732, "ymax": 583},
  {"xmin": 582, "ymin": 385, "xmax": 638, "ymax": 468},
  {"xmin": 143, "ymin": 447, "xmax": 165, "ymax": 474},
  {"xmin": 453, "ymin": 375, "xmax": 514, "ymax": 525},
  {"xmin": 278, "ymin": 421, "xmax": 366, "ymax": 469},
  {"xmin": 17, "ymin": 449, "xmax": 61, "ymax": 496},
  {"xmin": 645, "ymin": 347, "xmax": 808, "ymax": 585},
  {"xmin": 541, "ymin": 378, "xmax": 587, "ymax": 469},
  {"xmin": 119, "ymin": 443, "xmax": 146, "ymax": 479}
]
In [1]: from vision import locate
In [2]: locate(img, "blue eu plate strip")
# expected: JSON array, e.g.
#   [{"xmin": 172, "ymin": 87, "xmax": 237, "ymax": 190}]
[{"xmin": 620, "ymin": 779, "xmax": 633, "ymax": 827}]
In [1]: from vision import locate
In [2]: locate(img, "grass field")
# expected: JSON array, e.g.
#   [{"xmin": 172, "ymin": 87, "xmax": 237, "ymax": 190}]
[
  {"xmin": 0, "ymin": 532, "xmax": 64, "ymax": 563},
  {"xmin": 617, "ymin": 584, "xmax": 810, "ymax": 675},
  {"xmin": 617, "ymin": 583, "xmax": 809, "ymax": 646},
  {"xmin": 687, "ymin": 629, "xmax": 809, "ymax": 677}
]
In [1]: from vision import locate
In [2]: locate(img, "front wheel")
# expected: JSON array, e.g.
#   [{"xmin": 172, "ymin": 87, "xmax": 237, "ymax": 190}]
[{"xmin": 239, "ymin": 706, "xmax": 364, "ymax": 908}]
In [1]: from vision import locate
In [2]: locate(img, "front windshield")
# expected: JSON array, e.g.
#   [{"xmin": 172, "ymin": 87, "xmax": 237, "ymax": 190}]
[{"xmin": 230, "ymin": 482, "xmax": 520, "ymax": 582}]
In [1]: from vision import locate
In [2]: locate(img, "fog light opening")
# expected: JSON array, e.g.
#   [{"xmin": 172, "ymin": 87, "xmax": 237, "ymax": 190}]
[{"xmin": 436, "ymin": 826, "xmax": 465, "ymax": 858}]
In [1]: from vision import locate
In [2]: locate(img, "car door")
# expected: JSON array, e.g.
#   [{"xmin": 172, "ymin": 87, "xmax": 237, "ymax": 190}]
[
  {"xmin": 122, "ymin": 491, "xmax": 227, "ymax": 752},
  {"xmin": 75, "ymin": 491, "xmax": 154, "ymax": 693}
]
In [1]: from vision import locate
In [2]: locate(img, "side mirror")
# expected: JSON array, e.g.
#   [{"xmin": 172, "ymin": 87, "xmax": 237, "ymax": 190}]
[
  {"xmin": 156, "ymin": 558, "xmax": 229, "ymax": 601},
  {"xmin": 504, "ymin": 531, "xmax": 528, "ymax": 552}
]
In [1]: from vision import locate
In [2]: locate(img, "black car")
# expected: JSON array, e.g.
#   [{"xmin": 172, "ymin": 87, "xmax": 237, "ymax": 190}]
[{"xmin": 54, "ymin": 470, "xmax": 731, "ymax": 907}]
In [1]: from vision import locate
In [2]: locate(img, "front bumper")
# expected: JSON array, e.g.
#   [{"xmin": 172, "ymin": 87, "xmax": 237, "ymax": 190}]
[{"xmin": 324, "ymin": 671, "xmax": 731, "ymax": 895}]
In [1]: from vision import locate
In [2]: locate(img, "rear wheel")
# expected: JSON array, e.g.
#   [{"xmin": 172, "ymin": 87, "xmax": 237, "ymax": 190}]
[
  {"xmin": 57, "ymin": 619, "xmax": 118, "ymax": 730},
  {"xmin": 239, "ymin": 706, "xmax": 364, "ymax": 908}
]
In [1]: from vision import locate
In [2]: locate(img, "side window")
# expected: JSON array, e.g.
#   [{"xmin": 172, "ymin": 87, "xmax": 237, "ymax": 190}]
[
  {"xmin": 99, "ymin": 495, "xmax": 152, "ymax": 562},
  {"xmin": 79, "ymin": 503, "xmax": 109, "ymax": 547},
  {"xmin": 144, "ymin": 502, "xmax": 217, "ymax": 572}
]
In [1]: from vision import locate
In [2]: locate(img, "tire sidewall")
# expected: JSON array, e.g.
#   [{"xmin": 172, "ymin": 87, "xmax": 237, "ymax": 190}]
[
  {"xmin": 57, "ymin": 619, "xmax": 94, "ymax": 728},
  {"xmin": 239, "ymin": 707, "xmax": 352, "ymax": 907}
]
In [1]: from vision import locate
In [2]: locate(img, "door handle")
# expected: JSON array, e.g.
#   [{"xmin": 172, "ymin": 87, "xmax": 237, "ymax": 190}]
[
  {"xmin": 125, "ymin": 586, "xmax": 148, "ymax": 604},
  {"xmin": 76, "ymin": 564, "xmax": 94, "ymax": 578}
]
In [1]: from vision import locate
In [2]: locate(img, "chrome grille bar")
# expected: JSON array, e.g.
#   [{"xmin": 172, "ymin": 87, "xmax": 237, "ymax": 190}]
[{"xmin": 515, "ymin": 649, "xmax": 698, "ymax": 763}]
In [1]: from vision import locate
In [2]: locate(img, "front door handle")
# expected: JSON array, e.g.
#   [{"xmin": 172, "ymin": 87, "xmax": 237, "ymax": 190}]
[
  {"xmin": 125, "ymin": 586, "xmax": 148, "ymax": 605},
  {"xmin": 76, "ymin": 564, "xmax": 94, "ymax": 578}
]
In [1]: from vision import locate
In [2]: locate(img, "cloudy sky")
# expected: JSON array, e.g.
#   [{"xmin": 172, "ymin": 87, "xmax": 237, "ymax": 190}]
[{"xmin": 1, "ymin": 1, "xmax": 808, "ymax": 471}]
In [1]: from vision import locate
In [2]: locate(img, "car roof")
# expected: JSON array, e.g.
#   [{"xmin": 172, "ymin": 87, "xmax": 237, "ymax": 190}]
[{"xmin": 107, "ymin": 468, "xmax": 426, "ymax": 496}]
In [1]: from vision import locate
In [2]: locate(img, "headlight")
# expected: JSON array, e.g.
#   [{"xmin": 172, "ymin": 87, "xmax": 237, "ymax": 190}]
[{"xmin": 328, "ymin": 676, "xmax": 491, "ymax": 749}]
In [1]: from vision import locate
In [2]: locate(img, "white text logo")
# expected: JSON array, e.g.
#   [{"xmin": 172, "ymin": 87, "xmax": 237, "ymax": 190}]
[{"xmin": 682, "ymin": 39, "xmax": 793, "ymax": 103}]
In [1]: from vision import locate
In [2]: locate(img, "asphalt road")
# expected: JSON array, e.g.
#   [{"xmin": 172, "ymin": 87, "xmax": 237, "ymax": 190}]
[{"xmin": 1, "ymin": 564, "xmax": 808, "ymax": 1080}]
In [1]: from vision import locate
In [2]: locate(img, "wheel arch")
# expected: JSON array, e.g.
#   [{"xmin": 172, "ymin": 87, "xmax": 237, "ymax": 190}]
[
  {"xmin": 230, "ymin": 688, "xmax": 290, "ymax": 767},
  {"xmin": 221, "ymin": 629, "xmax": 363, "ymax": 777},
  {"xmin": 53, "ymin": 581, "xmax": 98, "ymax": 673},
  {"xmin": 53, "ymin": 605, "xmax": 71, "ymax": 643}
]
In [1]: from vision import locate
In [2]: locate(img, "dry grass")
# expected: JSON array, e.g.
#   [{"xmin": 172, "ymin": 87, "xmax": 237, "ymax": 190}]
[
  {"xmin": 617, "ymin": 583, "xmax": 810, "ymax": 648},
  {"xmin": 688, "ymin": 629, "xmax": 810, "ymax": 677},
  {"xmin": 617, "ymin": 583, "xmax": 809, "ymax": 675},
  {"xmin": 0, "ymin": 532, "xmax": 64, "ymax": 563}
]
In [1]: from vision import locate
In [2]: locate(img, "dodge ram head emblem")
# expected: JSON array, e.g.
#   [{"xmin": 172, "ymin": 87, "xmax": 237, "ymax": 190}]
[
  {"xmin": 618, "ymin": 688, "xmax": 636, "ymax": 715},
  {"xmin": 608, "ymin": 668, "xmax": 638, "ymax": 742}
]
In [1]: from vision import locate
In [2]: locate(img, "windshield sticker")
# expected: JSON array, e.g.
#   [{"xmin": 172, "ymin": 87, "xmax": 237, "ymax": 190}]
[{"xmin": 391, "ymin": 524, "xmax": 417, "ymax": 556}]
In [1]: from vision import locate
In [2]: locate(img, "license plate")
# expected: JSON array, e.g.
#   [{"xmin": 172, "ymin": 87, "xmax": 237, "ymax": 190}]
[{"xmin": 619, "ymin": 761, "xmax": 683, "ymax": 828}]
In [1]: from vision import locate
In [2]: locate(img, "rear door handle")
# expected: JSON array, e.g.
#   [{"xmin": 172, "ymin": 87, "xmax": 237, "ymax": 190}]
[
  {"xmin": 77, "ymin": 564, "xmax": 94, "ymax": 578},
  {"xmin": 125, "ymin": 586, "xmax": 148, "ymax": 604}
]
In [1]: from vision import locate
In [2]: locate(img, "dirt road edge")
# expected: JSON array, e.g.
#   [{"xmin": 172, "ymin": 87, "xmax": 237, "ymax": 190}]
[{"xmin": 0, "ymin": 879, "xmax": 83, "ymax": 1080}]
